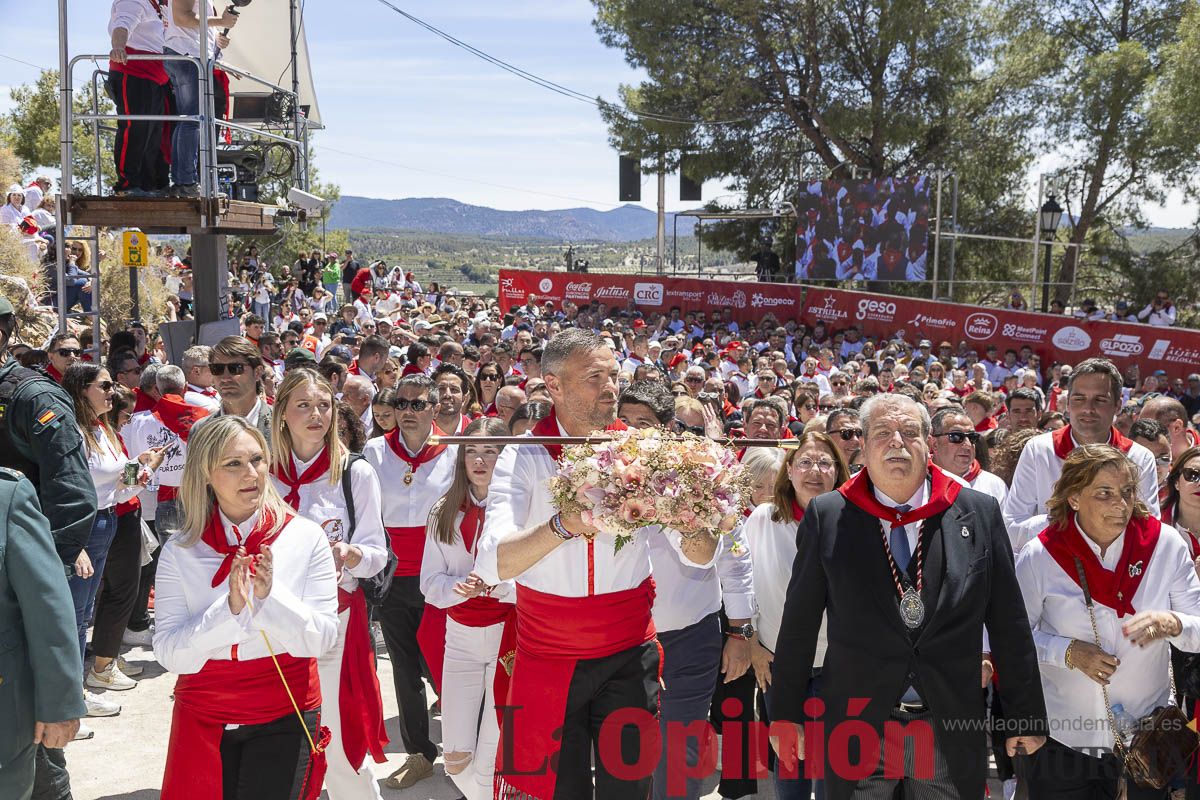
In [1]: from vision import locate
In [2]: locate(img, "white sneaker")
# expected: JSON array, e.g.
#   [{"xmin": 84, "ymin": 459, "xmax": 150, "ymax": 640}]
[
  {"xmin": 117, "ymin": 656, "xmax": 144, "ymax": 677},
  {"xmin": 84, "ymin": 690, "xmax": 121, "ymax": 717},
  {"xmin": 87, "ymin": 661, "xmax": 137, "ymax": 691},
  {"xmin": 122, "ymin": 627, "xmax": 154, "ymax": 648},
  {"xmin": 73, "ymin": 722, "xmax": 94, "ymax": 741}
]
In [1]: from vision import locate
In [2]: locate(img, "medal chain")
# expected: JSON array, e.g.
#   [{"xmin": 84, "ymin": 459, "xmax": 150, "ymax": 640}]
[{"xmin": 878, "ymin": 520, "xmax": 924, "ymax": 598}]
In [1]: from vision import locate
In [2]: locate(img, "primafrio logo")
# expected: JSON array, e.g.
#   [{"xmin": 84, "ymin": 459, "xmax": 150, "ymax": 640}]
[
  {"xmin": 907, "ymin": 313, "xmax": 956, "ymax": 329},
  {"xmin": 964, "ymin": 312, "xmax": 999, "ymax": 341},
  {"xmin": 633, "ymin": 282, "xmax": 665, "ymax": 305},
  {"xmin": 538, "ymin": 278, "xmax": 554, "ymax": 293},
  {"xmin": 564, "ymin": 281, "xmax": 593, "ymax": 300},
  {"xmin": 1051, "ymin": 326, "xmax": 1092, "ymax": 352},
  {"xmin": 855, "ymin": 298, "xmax": 897, "ymax": 322},
  {"xmin": 1099, "ymin": 333, "xmax": 1144, "ymax": 357}
]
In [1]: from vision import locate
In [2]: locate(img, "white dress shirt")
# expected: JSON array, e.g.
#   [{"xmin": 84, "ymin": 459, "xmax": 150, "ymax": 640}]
[
  {"xmin": 361, "ymin": 434, "xmax": 457, "ymax": 529},
  {"xmin": 969, "ymin": 468, "xmax": 1008, "ymax": 506},
  {"xmin": 1003, "ymin": 431, "xmax": 1160, "ymax": 552},
  {"xmin": 153, "ymin": 510, "xmax": 339, "ymax": 676},
  {"xmin": 649, "ymin": 523, "xmax": 754, "ymax": 633},
  {"xmin": 184, "ymin": 384, "xmax": 221, "ymax": 413},
  {"xmin": 420, "ymin": 495, "xmax": 515, "ymax": 609},
  {"xmin": 269, "ymin": 453, "xmax": 389, "ymax": 593},
  {"xmin": 475, "ymin": 424, "xmax": 706, "ymax": 597},
  {"xmin": 163, "ymin": 0, "xmax": 218, "ymax": 59},
  {"xmin": 109, "ymin": 0, "xmax": 166, "ymax": 54},
  {"xmin": 1016, "ymin": 521, "xmax": 1200, "ymax": 752}
]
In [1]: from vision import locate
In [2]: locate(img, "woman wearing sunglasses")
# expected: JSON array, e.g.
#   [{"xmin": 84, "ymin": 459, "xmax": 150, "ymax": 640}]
[
  {"xmin": 1162, "ymin": 447, "xmax": 1200, "ymax": 563},
  {"xmin": 421, "ymin": 416, "xmax": 512, "ymax": 800},
  {"xmin": 1016, "ymin": 445, "xmax": 1200, "ymax": 799},
  {"xmin": 270, "ymin": 371, "xmax": 391, "ymax": 800},
  {"xmin": 62, "ymin": 364, "xmax": 164, "ymax": 723},
  {"xmin": 745, "ymin": 432, "xmax": 850, "ymax": 800},
  {"xmin": 475, "ymin": 366, "xmax": 501, "ymax": 415}
]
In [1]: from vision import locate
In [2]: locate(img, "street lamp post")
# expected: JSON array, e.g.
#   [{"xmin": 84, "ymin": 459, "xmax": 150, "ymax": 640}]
[{"xmin": 1039, "ymin": 195, "xmax": 1063, "ymax": 313}]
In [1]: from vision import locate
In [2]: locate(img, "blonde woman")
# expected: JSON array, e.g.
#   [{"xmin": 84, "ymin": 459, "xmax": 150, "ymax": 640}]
[
  {"xmin": 155, "ymin": 415, "xmax": 338, "ymax": 800},
  {"xmin": 270, "ymin": 370, "xmax": 390, "ymax": 800},
  {"xmin": 420, "ymin": 416, "xmax": 513, "ymax": 800}
]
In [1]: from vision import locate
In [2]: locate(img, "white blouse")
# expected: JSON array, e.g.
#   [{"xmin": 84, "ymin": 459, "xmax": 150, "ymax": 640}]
[
  {"xmin": 85, "ymin": 425, "xmax": 142, "ymax": 510},
  {"xmin": 269, "ymin": 453, "xmax": 389, "ymax": 593},
  {"xmin": 649, "ymin": 524, "xmax": 754, "ymax": 634},
  {"xmin": 1016, "ymin": 522, "xmax": 1200, "ymax": 752},
  {"xmin": 420, "ymin": 495, "xmax": 515, "ymax": 610},
  {"xmin": 153, "ymin": 510, "xmax": 339, "ymax": 675}
]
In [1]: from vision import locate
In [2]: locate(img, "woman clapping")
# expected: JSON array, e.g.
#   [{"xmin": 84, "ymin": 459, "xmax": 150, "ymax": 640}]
[
  {"xmin": 1016, "ymin": 444, "xmax": 1200, "ymax": 799},
  {"xmin": 156, "ymin": 416, "xmax": 338, "ymax": 800},
  {"xmin": 271, "ymin": 370, "xmax": 391, "ymax": 800}
]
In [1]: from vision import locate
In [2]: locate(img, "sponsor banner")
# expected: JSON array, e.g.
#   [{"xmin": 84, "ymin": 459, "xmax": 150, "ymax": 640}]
[
  {"xmin": 497, "ymin": 269, "xmax": 805, "ymax": 323},
  {"xmin": 801, "ymin": 287, "xmax": 1200, "ymax": 378}
]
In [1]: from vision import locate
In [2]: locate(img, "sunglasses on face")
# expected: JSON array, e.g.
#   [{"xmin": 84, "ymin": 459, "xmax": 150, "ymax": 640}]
[
  {"xmin": 210, "ymin": 362, "xmax": 250, "ymax": 376},
  {"xmin": 56, "ymin": 348, "xmax": 81, "ymax": 357},
  {"xmin": 935, "ymin": 430, "xmax": 980, "ymax": 445},
  {"xmin": 394, "ymin": 398, "xmax": 431, "ymax": 412},
  {"xmin": 835, "ymin": 427, "xmax": 863, "ymax": 440},
  {"xmin": 119, "ymin": 364, "xmax": 143, "ymax": 375},
  {"xmin": 94, "ymin": 380, "xmax": 114, "ymax": 392},
  {"xmin": 685, "ymin": 376, "xmax": 704, "ymax": 384},
  {"xmin": 1181, "ymin": 468, "xmax": 1200, "ymax": 484},
  {"xmin": 674, "ymin": 420, "xmax": 706, "ymax": 436},
  {"xmin": 480, "ymin": 374, "xmax": 499, "ymax": 382}
]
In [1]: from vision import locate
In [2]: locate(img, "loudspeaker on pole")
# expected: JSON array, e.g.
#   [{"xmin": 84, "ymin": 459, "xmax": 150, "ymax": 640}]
[
  {"xmin": 619, "ymin": 155, "xmax": 641, "ymax": 202},
  {"xmin": 679, "ymin": 153, "xmax": 702, "ymax": 201}
]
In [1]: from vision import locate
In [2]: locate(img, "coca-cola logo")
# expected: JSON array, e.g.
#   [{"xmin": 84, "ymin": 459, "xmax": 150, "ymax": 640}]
[
  {"xmin": 564, "ymin": 281, "xmax": 592, "ymax": 300},
  {"xmin": 1051, "ymin": 326, "xmax": 1092, "ymax": 352},
  {"xmin": 594, "ymin": 285, "xmax": 631, "ymax": 301},
  {"xmin": 964, "ymin": 312, "xmax": 998, "ymax": 341}
]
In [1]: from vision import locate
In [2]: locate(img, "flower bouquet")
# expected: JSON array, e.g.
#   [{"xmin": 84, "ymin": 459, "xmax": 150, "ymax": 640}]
[{"xmin": 548, "ymin": 427, "xmax": 749, "ymax": 553}]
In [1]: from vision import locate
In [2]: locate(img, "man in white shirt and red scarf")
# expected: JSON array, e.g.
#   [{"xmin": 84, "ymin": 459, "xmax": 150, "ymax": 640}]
[
  {"xmin": 770, "ymin": 393, "xmax": 1047, "ymax": 799},
  {"xmin": 1004, "ymin": 358, "xmax": 1160, "ymax": 551},
  {"xmin": 476, "ymin": 328, "xmax": 721, "ymax": 799},
  {"xmin": 108, "ymin": 0, "xmax": 171, "ymax": 195},
  {"xmin": 362, "ymin": 374, "xmax": 456, "ymax": 791},
  {"xmin": 928, "ymin": 408, "xmax": 1007, "ymax": 505}
]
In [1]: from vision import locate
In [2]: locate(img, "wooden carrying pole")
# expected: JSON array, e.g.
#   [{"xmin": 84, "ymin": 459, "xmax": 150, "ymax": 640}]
[{"xmin": 428, "ymin": 435, "xmax": 800, "ymax": 448}]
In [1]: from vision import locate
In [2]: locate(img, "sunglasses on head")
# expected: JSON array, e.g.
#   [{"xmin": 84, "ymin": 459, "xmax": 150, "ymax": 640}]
[
  {"xmin": 210, "ymin": 362, "xmax": 250, "ymax": 376},
  {"xmin": 935, "ymin": 430, "xmax": 980, "ymax": 444},
  {"xmin": 394, "ymin": 398, "xmax": 431, "ymax": 412},
  {"xmin": 56, "ymin": 347, "xmax": 81, "ymax": 357},
  {"xmin": 1182, "ymin": 468, "xmax": 1200, "ymax": 484}
]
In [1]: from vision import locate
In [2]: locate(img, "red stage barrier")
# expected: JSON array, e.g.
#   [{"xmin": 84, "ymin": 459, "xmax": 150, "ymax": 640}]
[{"xmin": 496, "ymin": 270, "xmax": 1200, "ymax": 378}]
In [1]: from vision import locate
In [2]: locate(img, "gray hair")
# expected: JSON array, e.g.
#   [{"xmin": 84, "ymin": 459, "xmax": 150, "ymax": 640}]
[
  {"xmin": 541, "ymin": 328, "xmax": 605, "ymax": 378},
  {"xmin": 182, "ymin": 345, "xmax": 212, "ymax": 372},
  {"xmin": 826, "ymin": 407, "xmax": 859, "ymax": 430},
  {"xmin": 860, "ymin": 393, "xmax": 931, "ymax": 439},
  {"xmin": 742, "ymin": 446, "xmax": 785, "ymax": 485},
  {"xmin": 139, "ymin": 362, "xmax": 162, "ymax": 393},
  {"xmin": 930, "ymin": 406, "xmax": 972, "ymax": 435},
  {"xmin": 156, "ymin": 364, "xmax": 186, "ymax": 395},
  {"xmin": 1067, "ymin": 357, "xmax": 1123, "ymax": 404}
]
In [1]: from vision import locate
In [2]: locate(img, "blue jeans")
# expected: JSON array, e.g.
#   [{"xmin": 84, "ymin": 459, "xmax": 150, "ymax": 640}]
[
  {"xmin": 67, "ymin": 507, "xmax": 118, "ymax": 674},
  {"xmin": 654, "ymin": 613, "xmax": 723, "ymax": 800},
  {"xmin": 767, "ymin": 670, "xmax": 825, "ymax": 800},
  {"xmin": 163, "ymin": 49, "xmax": 199, "ymax": 186}
]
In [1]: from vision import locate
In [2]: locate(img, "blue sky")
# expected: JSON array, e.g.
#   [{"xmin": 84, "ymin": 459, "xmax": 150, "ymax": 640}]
[{"xmin": 0, "ymin": 0, "xmax": 1193, "ymax": 226}]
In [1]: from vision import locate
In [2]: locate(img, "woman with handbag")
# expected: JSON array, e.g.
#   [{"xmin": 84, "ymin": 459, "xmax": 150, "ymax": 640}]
[
  {"xmin": 1016, "ymin": 444, "xmax": 1200, "ymax": 799},
  {"xmin": 270, "ymin": 370, "xmax": 391, "ymax": 800},
  {"xmin": 155, "ymin": 415, "xmax": 339, "ymax": 800}
]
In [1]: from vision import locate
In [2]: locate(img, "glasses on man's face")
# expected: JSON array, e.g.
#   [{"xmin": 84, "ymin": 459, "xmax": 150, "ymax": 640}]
[
  {"xmin": 210, "ymin": 362, "xmax": 250, "ymax": 376},
  {"xmin": 830, "ymin": 380, "xmax": 847, "ymax": 388},
  {"xmin": 120, "ymin": 364, "xmax": 143, "ymax": 375},
  {"xmin": 801, "ymin": 403, "xmax": 816, "ymax": 412},
  {"xmin": 56, "ymin": 348, "xmax": 81, "ymax": 357},
  {"xmin": 934, "ymin": 430, "xmax": 980, "ymax": 445},
  {"xmin": 819, "ymin": 403, "xmax": 834, "ymax": 412},
  {"xmin": 685, "ymin": 376, "xmax": 704, "ymax": 384},
  {"xmin": 835, "ymin": 427, "xmax": 863, "ymax": 441},
  {"xmin": 1155, "ymin": 455, "xmax": 1172, "ymax": 467},
  {"xmin": 795, "ymin": 457, "xmax": 836, "ymax": 473},
  {"xmin": 394, "ymin": 398, "xmax": 431, "ymax": 412}
]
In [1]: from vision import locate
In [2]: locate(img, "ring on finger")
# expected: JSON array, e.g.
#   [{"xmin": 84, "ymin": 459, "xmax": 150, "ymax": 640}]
[{"xmin": 1147, "ymin": 624, "xmax": 1158, "ymax": 639}]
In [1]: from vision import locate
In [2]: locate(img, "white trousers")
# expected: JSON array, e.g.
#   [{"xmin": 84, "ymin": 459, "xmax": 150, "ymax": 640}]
[
  {"xmin": 318, "ymin": 609, "xmax": 384, "ymax": 800},
  {"xmin": 442, "ymin": 617, "xmax": 505, "ymax": 800}
]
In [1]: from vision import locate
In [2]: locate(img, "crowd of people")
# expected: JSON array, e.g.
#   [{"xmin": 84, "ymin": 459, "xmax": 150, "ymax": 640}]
[{"xmin": 5, "ymin": 262, "xmax": 1200, "ymax": 800}]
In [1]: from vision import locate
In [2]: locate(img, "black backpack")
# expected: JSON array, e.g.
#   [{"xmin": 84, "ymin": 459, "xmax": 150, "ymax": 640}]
[{"xmin": 341, "ymin": 453, "xmax": 397, "ymax": 607}]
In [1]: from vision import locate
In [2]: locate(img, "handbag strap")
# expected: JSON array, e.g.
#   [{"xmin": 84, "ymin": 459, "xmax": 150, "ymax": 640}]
[
  {"xmin": 1073, "ymin": 557, "xmax": 1129, "ymax": 759},
  {"xmin": 259, "ymin": 629, "xmax": 321, "ymax": 755}
]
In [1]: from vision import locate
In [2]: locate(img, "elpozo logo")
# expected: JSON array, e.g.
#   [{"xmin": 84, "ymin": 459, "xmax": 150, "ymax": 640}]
[
  {"xmin": 1099, "ymin": 333, "xmax": 1144, "ymax": 357},
  {"xmin": 964, "ymin": 312, "xmax": 999, "ymax": 341},
  {"xmin": 1051, "ymin": 325, "xmax": 1092, "ymax": 352}
]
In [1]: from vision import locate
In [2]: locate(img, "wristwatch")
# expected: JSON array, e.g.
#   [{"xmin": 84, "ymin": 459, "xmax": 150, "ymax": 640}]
[{"xmin": 725, "ymin": 623, "xmax": 755, "ymax": 640}]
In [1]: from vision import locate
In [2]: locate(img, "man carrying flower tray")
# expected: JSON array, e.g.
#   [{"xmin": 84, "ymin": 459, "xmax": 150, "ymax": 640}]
[{"xmin": 475, "ymin": 328, "xmax": 724, "ymax": 800}]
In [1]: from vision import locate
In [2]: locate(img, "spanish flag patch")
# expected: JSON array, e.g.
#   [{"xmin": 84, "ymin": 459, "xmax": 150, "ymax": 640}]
[{"xmin": 37, "ymin": 409, "xmax": 56, "ymax": 425}]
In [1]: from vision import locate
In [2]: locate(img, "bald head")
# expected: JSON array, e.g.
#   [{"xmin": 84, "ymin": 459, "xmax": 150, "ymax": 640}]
[
  {"xmin": 342, "ymin": 375, "xmax": 375, "ymax": 415},
  {"xmin": 495, "ymin": 385, "xmax": 527, "ymax": 425}
]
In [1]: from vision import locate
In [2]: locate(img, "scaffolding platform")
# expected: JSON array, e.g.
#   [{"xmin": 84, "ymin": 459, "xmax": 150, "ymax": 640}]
[{"xmin": 66, "ymin": 195, "xmax": 280, "ymax": 235}]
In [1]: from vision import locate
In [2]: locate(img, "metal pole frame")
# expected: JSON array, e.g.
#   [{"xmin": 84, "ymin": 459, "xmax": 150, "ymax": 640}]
[
  {"xmin": 931, "ymin": 170, "xmax": 943, "ymax": 300},
  {"xmin": 947, "ymin": 174, "xmax": 959, "ymax": 299},
  {"xmin": 1031, "ymin": 174, "xmax": 1044, "ymax": 305},
  {"xmin": 56, "ymin": 0, "xmax": 71, "ymax": 335}
]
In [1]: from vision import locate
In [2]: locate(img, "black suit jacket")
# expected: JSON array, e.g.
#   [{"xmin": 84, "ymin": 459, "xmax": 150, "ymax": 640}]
[{"xmin": 769, "ymin": 482, "xmax": 1047, "ymax": 800}]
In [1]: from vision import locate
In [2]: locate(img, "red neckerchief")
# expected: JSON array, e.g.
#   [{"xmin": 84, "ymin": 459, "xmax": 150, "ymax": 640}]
[
  {"xmin": 974, "ymin": 416, "xmax": 998, "ymax": 433},
  {"xmin": 45, "ymin": 363, "xmax": 63, "ymax": 383},
  {"xmin": 838, "ymin": 463, "xmax": 964, "ymax": 526},
  {"xmin": 1051, "ymin": 425, "xmax": 1133, "ymax": 461},
  {"xmin": 152, "ymin": 394, "xmax": 210, "ymax": 441},
  {"xmin": 964, "ymin": 460, "xmax": 982, "ymax": 483},
  {"xmin": 460, "ymin": 499, "xmax": 484, "ymax": 552},
  {"xmin": 790, "ymin": 498, "xmax": 806, "ymax": 522},
  {"xmin": 133, "ymin": 388, "xmax": 155, "ymax": 413},
  {"xmin": 530, "ymin": 407, "xmax": 628, "ymax": 461},
  {"xmin": 1037, "ymin": 513, "xmax": 1160, "ymax": 617},
  {"xmin": 384, "ymin": 424, "xmax": 448, "ymax": 471},
  {"xmin": 200, "ymin": 504, "xmax": 293, "ymax": 588},
  {"xmin": 273, "ymin": 447, "xmax": 332, "ymax": 510}
]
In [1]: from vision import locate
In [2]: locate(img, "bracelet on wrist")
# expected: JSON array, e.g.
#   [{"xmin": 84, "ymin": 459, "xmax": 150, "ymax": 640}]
[
  {"xmin": 549, "ymin": 513, "xmax": 577, "ymax": 541},
  {"xmin": 1064, "ymin": 640, "xmax": 1076, "ymax": 670}
]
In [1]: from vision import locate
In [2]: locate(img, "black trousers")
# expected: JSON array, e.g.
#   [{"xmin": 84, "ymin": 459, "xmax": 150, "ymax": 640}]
[
  {"xmin": 220, "ymin": 709, "xmax": 320, "ymax": 800},
  {"xmin": 106, "ymin": 71, "xmax": 166, "ymax": 192},
  {"xmin": 127, "ymin": 520, "xmax": 159, "ymax": 633},
  {"xmin": 1027, "ymin": 737, "xmax": 1167, "ymax": 800},
  {"xmin": 90, "ymin": 509, "xmax": 142, "ymax": 658},
  {"xmin": 378, "ymin": 575, "xmax": 437, "ymax": 762},
  {"xmin": 31, "ymin": 746, "xmax": 70, "ymax": 800},
  {"xmin": 709, "ymin": 607, "xmax": 758, "ymax": 799},
  {"xmin": 553, "ymin": 639, "xmax": 661, "ymax": 800}
]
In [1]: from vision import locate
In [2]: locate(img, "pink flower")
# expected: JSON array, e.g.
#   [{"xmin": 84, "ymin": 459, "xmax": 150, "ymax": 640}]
[{"xmin": 621, "ymin": 498, "xmax": 656, "ymax": 525}]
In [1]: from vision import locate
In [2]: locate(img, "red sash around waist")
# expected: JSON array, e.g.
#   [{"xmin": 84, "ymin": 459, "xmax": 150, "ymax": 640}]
[
  {"xmin": 162, "ymin": 654, "xmax": 323, "ymax": 800},
  {"xmin": 384, "ymin": 525, "xmax": 426, "ymax": 576},
  {"xmin": 158, "ymin": 485, "xmax": 179, "ymax": 503},
  {"xmin": 336, "ymin": 588, "xmax": 389, "ymax": 770},
  {"xmin": 448, "ymin": 594, "xmax": 514, "ymax": 628},
  {"xmin": 495, "ymin": 577, "xmax": 657, "ymax": 800}
]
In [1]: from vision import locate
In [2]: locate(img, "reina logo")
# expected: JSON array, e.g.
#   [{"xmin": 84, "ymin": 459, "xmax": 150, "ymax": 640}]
[
  {"xmin": 964, "ymin": 312, "xmax": 999, "ymax": 341},
  {"xmin": 633, "ymin": 282, "xmax": 665, "ymax": 305}
]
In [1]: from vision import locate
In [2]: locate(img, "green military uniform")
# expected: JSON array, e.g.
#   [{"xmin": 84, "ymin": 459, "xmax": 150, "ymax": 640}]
[{"xmin": 0, "ymin": 469, "xmax": 87, "ymax": 800}]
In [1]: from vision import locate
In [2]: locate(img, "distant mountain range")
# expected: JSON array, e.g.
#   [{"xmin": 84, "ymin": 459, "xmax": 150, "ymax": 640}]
[{"xmin": 328, "ymin": 196, "xmax": 674, "ymax": 242}]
